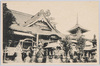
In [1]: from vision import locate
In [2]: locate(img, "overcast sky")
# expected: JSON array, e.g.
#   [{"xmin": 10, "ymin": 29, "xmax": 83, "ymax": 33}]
[{"xmin": 2, "ymin": 1, "xmax": 99, "ymax": 39}]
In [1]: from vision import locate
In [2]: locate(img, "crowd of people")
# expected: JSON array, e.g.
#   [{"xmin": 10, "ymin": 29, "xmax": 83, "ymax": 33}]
[
  {"xmin": 4, "ymin": 36, "xmax": 97, "ymax": 63},
  {"xmin": 14, "ymin": 39, "xmax": 97, "ymax": 63}
]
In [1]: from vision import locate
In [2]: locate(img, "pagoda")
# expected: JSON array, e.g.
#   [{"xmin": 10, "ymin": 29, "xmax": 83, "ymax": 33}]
[{"xmin": 68, "ymin": 14, "xmax": 89, "ymax": 39}]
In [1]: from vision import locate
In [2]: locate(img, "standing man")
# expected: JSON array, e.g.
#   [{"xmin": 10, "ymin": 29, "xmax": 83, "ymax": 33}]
[{"xmin": 92, "ymin": 35, "xmax": 97, "ymax": 47}]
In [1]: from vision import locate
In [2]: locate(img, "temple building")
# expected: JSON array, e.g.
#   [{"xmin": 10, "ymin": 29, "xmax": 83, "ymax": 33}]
[{"xmin": 9, "ymin": 9, "xmax": 64, "ymax": 46}]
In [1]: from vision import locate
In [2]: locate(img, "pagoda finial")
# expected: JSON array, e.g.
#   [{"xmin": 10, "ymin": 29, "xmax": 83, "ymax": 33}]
[{"xmin": 76, "ymin": 13, "xmax": 78, "ymax": 25}]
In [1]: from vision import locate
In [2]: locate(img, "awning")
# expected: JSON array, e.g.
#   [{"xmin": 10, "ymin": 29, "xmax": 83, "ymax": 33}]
[
  {"xmin": 45, "ymin": 42, "xmax": 61, "ymax": 48},
  {"xmin": 70, "ymin": 40, "xmax": 77, "ymax": 43},
  {"xmin": 13, "ymin": 31, "xmax": 34, "ymax": 37},
  {"xmin": 83, "ymin": 41, "xmax": 96, "ymax": 51}
]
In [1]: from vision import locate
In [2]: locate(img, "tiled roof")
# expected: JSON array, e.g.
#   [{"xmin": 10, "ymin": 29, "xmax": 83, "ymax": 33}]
[
  {"xmin": 11, "ymin": 9, "xmax": 33, "ymax": 26},
  {"xmin": 69, "ymin": 24, "xmax": 89, "ymax": 34},
  {"xmin": 10, "ymin": 9, "xmax": 65, "ymax": 38}
]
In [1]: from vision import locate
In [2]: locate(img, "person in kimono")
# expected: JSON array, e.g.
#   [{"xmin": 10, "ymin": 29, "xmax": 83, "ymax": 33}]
[
  {"xmin": 22, "ymin": 52, "xmax": 27, "ymax": 62},
  {"xmin": 28, "ymin": 46, "xmax": 34, "ymax": 62},
  {"xmin": 36, "ymin": 45, "xmax": 44, "ymax": 63},
  {"xmin": 14, "ymin": 44, "xmax": 23, "ymax": 63},
  {"xmin": 24, "ymin": 51, "xmax": 31, "ymax": 63},
  {"xmin": 53, "ymin": 46, "xmax": 64, "ymax": 63},
  {"xmin": 69, "ymin": 43, "xmax": 77, "ymax": 59}
]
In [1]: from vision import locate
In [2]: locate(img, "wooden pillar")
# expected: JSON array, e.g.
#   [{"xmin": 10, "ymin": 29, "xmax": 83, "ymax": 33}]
[
  {"xmin": 35, "ymin": 34, "xmax": 39, "ymax": 55},
  {"xmin": 4, "ymin": 46, "xmax": 6, "ymax": 62},
  {"xmin": 32, "ymin": 38, "xmax": 33, "ymax": 47},
  {"xmin": 46, "ymin": 49, "xmax": 48, "ymax": 56},
  {"xmin": 36, "ymin": 34, "xmax": 39, "ymax": 47}
]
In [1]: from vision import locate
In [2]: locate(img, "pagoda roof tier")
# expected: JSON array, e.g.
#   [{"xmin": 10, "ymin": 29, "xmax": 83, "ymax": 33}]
[{"xmin": 69, "ymin": 24, "xmax": 89, "ymax": 34}]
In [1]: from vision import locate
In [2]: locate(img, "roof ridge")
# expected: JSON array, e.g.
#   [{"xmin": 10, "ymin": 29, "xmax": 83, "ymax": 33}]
[
  {"xmin": 23, "ymin": 9, "xmax": 61, "ymax": 33},
  {"xmin": 43, "ymin": 13, "xmax": 60, "ymax": 33},
  {"xmin": 23, "ymin": 9, "xmax": 45, "ymax": 27}
]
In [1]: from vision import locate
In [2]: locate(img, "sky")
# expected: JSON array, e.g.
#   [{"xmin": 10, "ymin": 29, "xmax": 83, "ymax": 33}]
[{"xmin": 2, "ymin": 1, "xmax": 99, "ymax": 39}]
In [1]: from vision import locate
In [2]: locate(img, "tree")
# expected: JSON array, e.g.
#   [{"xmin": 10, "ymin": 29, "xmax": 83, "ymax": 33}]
[
  {"xmin": 77, "ymin": 36, "xmax": 85, "ymax": 52},
  {"xmin": 3, "ymin": 3, "xmax": 16, "ymax": 44}
]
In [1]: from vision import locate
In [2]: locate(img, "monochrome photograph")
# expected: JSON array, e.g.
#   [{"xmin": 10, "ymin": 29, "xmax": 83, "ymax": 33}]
[{"xmin": 1, "ymin": 1, "xmax": 99, "ymax": 64}]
